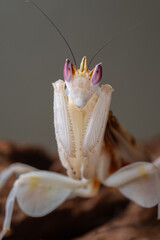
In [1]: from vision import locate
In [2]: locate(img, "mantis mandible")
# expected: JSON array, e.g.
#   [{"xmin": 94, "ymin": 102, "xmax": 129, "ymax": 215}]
[{"xmin": 0, "ymin": 2, "xmax": 160, "ymax": 239}]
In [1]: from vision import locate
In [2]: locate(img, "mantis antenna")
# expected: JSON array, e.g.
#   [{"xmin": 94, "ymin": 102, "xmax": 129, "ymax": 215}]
[
  {"xmin": 25, "ymin": 0, "xmax": 77, "ymax": 66},
  {"xmin": 88, "ymin": 21, "xmax": 143, "ymax": 68},
  {"xmin": 26, "ymin": 1, "xmax": 142, "ymax": 69}
]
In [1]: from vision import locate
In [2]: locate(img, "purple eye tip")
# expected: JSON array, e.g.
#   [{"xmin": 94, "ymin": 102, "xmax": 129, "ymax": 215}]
[
  {"xmin": 91, "ymin": 63, "xmax": 102, "ymax": 85},
  {"xmin": 63, "ymin": 59, "xmax": 72, "ymax": 82}
]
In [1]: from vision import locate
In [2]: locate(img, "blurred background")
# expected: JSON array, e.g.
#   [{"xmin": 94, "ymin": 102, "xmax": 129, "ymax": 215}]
[{"xmin": 0, "ymin": 0, "xmax": 160, "ymax": 154}]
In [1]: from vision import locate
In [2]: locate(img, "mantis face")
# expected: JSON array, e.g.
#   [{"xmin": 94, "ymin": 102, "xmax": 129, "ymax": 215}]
[{"xmin": 63, "ymin": 56, "xmax": 102, "ymax": 108}]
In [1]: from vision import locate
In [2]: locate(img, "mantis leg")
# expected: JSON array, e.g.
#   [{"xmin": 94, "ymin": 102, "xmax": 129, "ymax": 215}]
[
  {"xmin": 14, "ymin": 171, "xmax": 88, "ymax": 217},
  {"xmin": 53, "ymin": 80, "xmax": 79, "ymax": 178},
  {"xmin": 70, "ymin": 178, "xmax": 100, "ymax": 198},
  {"xmin": 0, "ymin": 182, "xmax": 17, "ymax": 240},
  {"xmin": 0, "ymin": 163, "xmax": 37, "ymax": 189},
  {"xmin": 104, "ymin": 161, "xmax": 160, "ymax": 218},
  {"xmin": 82, "ymin": 84, "xmax": 113, "ymax": 179},
  {"xmin": 0, "ymin": 170, "xmax": 88, "ymax": 239},
  {"xmin": 53, "ymin": 80, "xmax": 75, "ymax": 161}
]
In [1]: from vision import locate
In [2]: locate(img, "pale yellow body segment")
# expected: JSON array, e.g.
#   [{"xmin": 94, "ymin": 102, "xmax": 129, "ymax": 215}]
[{"xmin": 67, "ymin": 91, "xmax": 99, "ymax": 178}]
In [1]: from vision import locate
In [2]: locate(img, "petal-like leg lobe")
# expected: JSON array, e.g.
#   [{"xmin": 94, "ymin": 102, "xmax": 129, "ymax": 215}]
[
  {"xmin": 104, "ymin": 162, "xmax": 160, "ymax": 209},
  {"xmin": 16, "ymin": 171, "xmax": 87, "ymax": 217}
]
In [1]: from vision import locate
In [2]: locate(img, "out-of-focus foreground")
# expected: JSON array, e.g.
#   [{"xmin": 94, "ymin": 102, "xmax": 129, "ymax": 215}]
[{"xmin": 0, "ymin": 136, "xmax": 159, "ymax": 240}]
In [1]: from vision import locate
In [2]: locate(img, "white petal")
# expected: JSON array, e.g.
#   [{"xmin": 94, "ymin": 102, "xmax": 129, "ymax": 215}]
[
  {"xmin": 16, "ymin": 171, "xmax": 86, "ymax": 217},
  {"xmin": 104, "ymin": 162, "xmax": 160, "ymax": 208}
]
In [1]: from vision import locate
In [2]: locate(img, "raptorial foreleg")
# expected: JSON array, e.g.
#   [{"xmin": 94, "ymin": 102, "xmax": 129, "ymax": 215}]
[{"xmin": 82, "ymin": 84, "xmax": 113, "ymax": 179}]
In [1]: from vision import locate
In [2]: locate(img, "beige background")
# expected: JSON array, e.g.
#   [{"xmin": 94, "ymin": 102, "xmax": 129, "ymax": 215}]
[{"xmin": 0, "ymin": 0, "xmax": 160, "ymax": 154}]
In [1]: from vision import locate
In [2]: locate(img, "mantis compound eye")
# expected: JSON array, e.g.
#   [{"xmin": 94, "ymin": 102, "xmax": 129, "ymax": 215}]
[
  {"xmin": 91, "ymin": 63, "xmax": 102, "ymax": 85},
  {"xmin": 63, "ymin": 59, "xmax": 72, "ymax": 82}
]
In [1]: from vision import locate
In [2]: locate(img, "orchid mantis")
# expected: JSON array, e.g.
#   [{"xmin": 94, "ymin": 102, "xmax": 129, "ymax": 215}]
[
  {"xmin": 0, "ymin": 1, "xmax": 159, "ymax": 239},
  {"xmin": 0, "ymin": 57, "xmax": 160, "ymax": 240}
]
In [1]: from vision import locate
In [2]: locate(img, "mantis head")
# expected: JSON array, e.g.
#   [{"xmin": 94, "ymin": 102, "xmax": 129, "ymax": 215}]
[{"xmin": 63, "ymin": 56, "xmax": 102, "ymax": 108}]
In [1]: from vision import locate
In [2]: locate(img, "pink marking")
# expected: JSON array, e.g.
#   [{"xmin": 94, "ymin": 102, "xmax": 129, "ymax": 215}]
[
  {"xmin": 91, "ymin": 63, "xmax": 102, "ymax": 85},
  {"xmin": 63, "ymin": 59, "xmax": 72, "ymax": 82}
]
